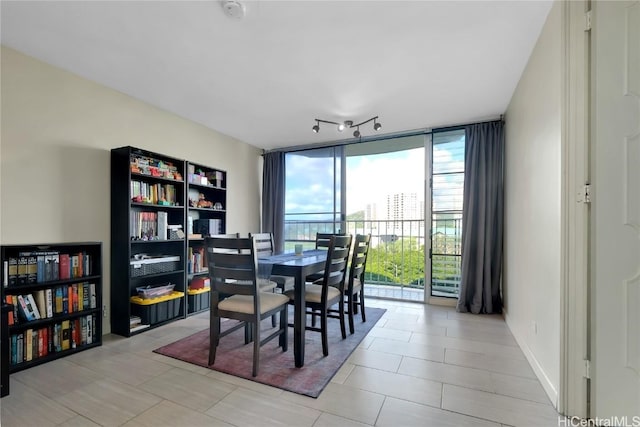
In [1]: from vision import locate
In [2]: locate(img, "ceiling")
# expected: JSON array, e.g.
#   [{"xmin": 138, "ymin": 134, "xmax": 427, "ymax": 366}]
[{"xmin": 1, "ymin": 1, "xmax": 553, "ymax": 151}]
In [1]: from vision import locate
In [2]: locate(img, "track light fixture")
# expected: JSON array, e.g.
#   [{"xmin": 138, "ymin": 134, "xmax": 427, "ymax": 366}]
[{"xmin": 312, "ymin": 116, "xmax": 382, "ymax": 138}]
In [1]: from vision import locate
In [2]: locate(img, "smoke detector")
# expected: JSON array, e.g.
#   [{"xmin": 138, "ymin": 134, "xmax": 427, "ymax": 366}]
[{"xmin": 222, "ymin": 1, "xmax": 245, "ymax": 19}]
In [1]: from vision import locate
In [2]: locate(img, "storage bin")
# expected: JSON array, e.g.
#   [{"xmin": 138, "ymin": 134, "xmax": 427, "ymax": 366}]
[
  {"xmin": 130, "ymin": 255, "xmax": 180, "ymax": 277},
  {"xmin": 187, "ymin": 287, "xmax": 210, "ymax": 313},
  {"xmin": 136, "ymin": 282, "xmax": 175, "ymax": 299},
  {"xmin": 130, "ymin": 291, "xmax": 184, "ymax": 325}
]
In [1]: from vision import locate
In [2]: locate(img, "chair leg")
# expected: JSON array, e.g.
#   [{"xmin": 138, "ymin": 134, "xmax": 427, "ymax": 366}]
[
  {"xmin": 252, "ymin": 319, "xmax": 260, "ymax": 377},
  {"xmin": 245, "ymin": 323, "xmax": 252, "ymax": 344},
  {"xmin": 347, "ymin": 294, "xmax": 355, "ymax": 334},
  {"xmin": 353, "ymin": 293, "xmax": 359, "ymax": 315},
  {"xmin": 321, "ymin": 309, "xmax": 329, "ymax": 356},
  {"xmin": 339, "ymin": 299, "xmax": 346, "ymax": 340},
  {"xmin": 279, "ymin": 306, "xmax": 288, "ymax": 352},
  {"xmin": 271, "ymin": 313, "xmax": 277, "ymax": 327},
  {"xmin": 360, "ymin": 288, "xmax": 366, "ymax": 322},
  {"xmin": 209, "ymin": 316, "xmax": 220, "ymax": 365}
]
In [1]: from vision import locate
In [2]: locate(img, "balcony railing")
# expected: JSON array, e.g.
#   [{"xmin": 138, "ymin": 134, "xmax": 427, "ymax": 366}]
[{"xmin": 283, "ymin": 218, "xmax": 462, "ymax": 299}]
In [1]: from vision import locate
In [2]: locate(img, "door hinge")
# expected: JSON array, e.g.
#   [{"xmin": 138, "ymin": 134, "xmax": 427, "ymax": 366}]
[
  {"xmin": 583, "ymin": 359, "xmax": 591, "ymax": 379},
  {"xmin": 582, "ymin": 184, "xmax": 591, "ymax": 204},
  {"xmin": 585, "ymin": 10, "xmax": 592, "ymax": 31}
]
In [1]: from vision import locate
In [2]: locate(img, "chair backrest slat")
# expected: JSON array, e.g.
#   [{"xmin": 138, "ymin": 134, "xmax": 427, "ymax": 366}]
[
  {"xmin": 249, "ymin": 232, "xmax": 275, "ymax": 256},
  {"xmin": 205, "ymin": 236, "xmax": 259, "ymax": 297},
  {"xmin": 321, "ymin": 235, "xmax": 352, "ymax": 295},
  {"xmin": 349, "ymin": 234, "xmax": 371, "ymax": 287}
]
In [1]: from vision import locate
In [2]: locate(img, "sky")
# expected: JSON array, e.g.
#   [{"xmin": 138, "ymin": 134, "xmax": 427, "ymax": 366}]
[{"xmin": 285, "ymin": 136, "xmax": 464, "ymax": 219}]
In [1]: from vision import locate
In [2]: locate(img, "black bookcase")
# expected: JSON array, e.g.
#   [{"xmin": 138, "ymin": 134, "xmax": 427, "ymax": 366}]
[
  {"xmin": 185, "ymin": 161, "xmax": 227, "ymax": 315},
  {"xmin": 0, "ymin": 242, "xmax": 102, "ymax": 374},
  {"xmin": 110, "ymin": 146, "xmax": 187, "ymax": 336}
]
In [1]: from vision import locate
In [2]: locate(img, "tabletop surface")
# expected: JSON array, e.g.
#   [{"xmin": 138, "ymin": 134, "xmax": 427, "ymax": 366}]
[{"xmin": 258, "ymin": 249, "xmax": 326, "ymax": 266}]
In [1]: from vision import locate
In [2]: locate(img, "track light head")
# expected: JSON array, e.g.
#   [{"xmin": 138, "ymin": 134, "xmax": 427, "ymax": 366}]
[
  {"xmin": 374, "ymin": 119, "xmax": 382, "ymax": 131},
  {"xmin": 344, "ymin": 120, "xmax": 353, "ymax": 128},
  {"xmin": 312, "ymin": 124, "xmax": 320, "ymax": 133},
  {"xmin": 337, "ymin": 123, "xmax": 345, "ymax": 132},
  {"xmin": 353, "ymin": 127, "xmax": 361, "ymax": 138}
]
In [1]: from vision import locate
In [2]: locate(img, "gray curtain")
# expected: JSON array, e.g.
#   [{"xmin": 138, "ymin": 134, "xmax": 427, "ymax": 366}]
[
  {"xmin": 262, "ymin": 151, "xmax": 286, "ymax": 252},
  {"xmin": 456, "ymin": 121, "xmax": 504, "ymax": 314}
]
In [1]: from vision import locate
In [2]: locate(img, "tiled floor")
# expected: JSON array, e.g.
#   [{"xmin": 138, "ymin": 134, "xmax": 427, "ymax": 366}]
[{"xmin": 1, "ymin": 300, "xmax": 561, "ymax": 427}]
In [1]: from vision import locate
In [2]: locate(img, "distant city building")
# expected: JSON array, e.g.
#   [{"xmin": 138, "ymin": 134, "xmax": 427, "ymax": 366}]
[{"xmin": 386, "ymin": 193, "xmax": 420, "ymax": 220}]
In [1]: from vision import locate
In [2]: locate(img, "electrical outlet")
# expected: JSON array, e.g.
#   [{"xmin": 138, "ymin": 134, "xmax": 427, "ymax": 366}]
[{"xmin": 103, "ymin": 304, "xmax": 108, "ymax": 318}]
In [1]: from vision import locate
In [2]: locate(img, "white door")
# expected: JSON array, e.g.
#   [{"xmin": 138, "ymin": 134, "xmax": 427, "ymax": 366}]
[{"xmin": 591, "ymin": 0, "xmax": 640, "ymax": 419}]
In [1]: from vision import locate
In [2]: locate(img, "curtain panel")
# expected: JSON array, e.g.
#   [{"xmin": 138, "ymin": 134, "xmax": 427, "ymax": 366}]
[
  {"xmin": 456, "ymin": 121, "xmax": 504, "ymax": 314},
  {"xmin": 261, "ymin": 151, "xmax": 286, "ymax": 252}
]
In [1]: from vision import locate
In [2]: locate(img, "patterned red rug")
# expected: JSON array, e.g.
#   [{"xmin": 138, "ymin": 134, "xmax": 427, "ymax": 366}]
[{"xmin": 153, "ymin": 307, "xmax": 385, "ymax": 398}]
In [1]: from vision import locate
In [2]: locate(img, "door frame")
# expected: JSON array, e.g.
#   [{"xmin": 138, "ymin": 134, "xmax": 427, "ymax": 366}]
[{"xmin": 560, "ymin": 0, "xmax": 589, "ymax": 418}]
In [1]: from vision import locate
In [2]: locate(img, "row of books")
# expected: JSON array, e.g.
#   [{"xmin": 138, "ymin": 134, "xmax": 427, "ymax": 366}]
[
  {"xmin": 5, "ymin": 282, "xmax": 97, "ymax": 325},
  {"xmin": 2, "ymin": 250, "xmax": 93, "ymax": 287},
  {"xmin": 130, "ymin": 211, "xmax": 161, "ymax": 240},
  {"xmin": 187, "ymin": 247, "xmax": 206, "ymax": 274},
  {"xmin": 8, "ymin": 314, "xmax": 97, "ymax": 365},
  {"xmin": 131, "ymin": 181, "xmax": 178, "ymax": 205}
]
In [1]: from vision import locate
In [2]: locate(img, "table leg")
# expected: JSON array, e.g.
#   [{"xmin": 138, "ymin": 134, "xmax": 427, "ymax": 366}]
[{"xmin": 294, "ymin": 270, "xmax": 305, "ymax": 367}]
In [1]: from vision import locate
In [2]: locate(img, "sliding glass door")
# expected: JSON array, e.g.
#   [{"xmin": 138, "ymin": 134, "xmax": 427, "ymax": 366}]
[{"xmin": 284, "ymin": 135, "xmax": 428, "ymax": 301}]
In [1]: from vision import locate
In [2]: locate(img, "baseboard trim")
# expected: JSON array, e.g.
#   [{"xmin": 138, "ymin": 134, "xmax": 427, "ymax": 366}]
[{"xmin": 504, "ymin": 309, "xmax": 559, "ymax": 409}]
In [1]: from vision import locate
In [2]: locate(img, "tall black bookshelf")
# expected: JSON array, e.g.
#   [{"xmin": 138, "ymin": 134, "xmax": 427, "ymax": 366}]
[
  {"xmin": 1, "ymin": 242, "xmax": 103, "ymax": 374},
  {"xmin": 185, "ymin": 161, "xmax": 227, "ymax": 315},
  {"xmin": 110, "ymin": 147, "xmax": 187, "ymax": 336}
]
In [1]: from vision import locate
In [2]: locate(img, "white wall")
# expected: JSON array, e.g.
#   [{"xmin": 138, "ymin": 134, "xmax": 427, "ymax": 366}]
[
  {"xmin": 0, "ymin": 46, "xmax": 262, "ymax": 334},
  {"xmin": 503, "ymin": 1, "xmax": 561, "ymax": 406}
]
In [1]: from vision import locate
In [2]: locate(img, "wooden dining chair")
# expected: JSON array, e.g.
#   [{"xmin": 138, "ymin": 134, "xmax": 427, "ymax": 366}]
[
  {"xmin": 328, "ymin": 234, "xmax": 371, "ymax": 334},
  {"xmin": 205, "ymin": 236, "xmax": 289, "ymax": 377},
  {"xmin": 249, "ymin": 232, "xmax": 295, "ymax": 292},
  {"xmin": 306, "ymin": 232, "xmax": 348, "ymax": 283},
  {"xmin": 284, "ymin": 234, "xmax": 352, "ymax": 356}
]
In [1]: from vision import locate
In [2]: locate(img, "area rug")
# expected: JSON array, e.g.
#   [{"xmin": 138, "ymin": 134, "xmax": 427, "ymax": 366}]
[{"xmin": 153, "ymin": 307, "xmax": 385, "ymax": 398}]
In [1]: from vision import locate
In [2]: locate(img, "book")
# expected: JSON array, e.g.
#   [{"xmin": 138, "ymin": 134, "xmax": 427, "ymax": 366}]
[
  {"xmin": 8, "ymin": 257, "xmax": 18, "ymax": 286},
  {"xmin": 17, "ymin": 256, "xmax": 28, "ymax": 285},
  {"xmin": 5, "ymin": 295, "xmax": 14, "ymax": 325},
  {"xmin": 89, "ymin": 283, "xmax": 97, "ymax": 309},
  {"xmin": 3, "ymin": 260, "xmax": 7, "ymax": 287},
  {"xmin": 34, "ymin": 290, "xmax": 47, "ymax": 319},
  {"xmin": 25, "ymin": 329, "xmax": 33, "ymax": 361},
  {"xmin": 17, "ymin": 294, "xmax": 36, "ymax": 321},
  {"xmin": 45, "ymin": 288, "xmax": 54, "ymax": 318},
  {"xmin": 53, "ymin": 323, "xmax": 60, "ymax": 352},
  {"xmin": 26, "ymin": 294, "xmax": 41, "ymax": 319},
  {"xmin": 157, "ymin": 211, "xmax": 168, "ymax": 240},
  {"xmin": 71, "ymin": 283, "xmax": 78, "ymax": 312},
  {"xmin": 10, "ymin": 334, "xmax": 17, "ymax": 364},
  {"xmin": 86, "ymin": 315, "xmax": 93, "ymax": 345},
  {"xmin": 82, "ymin": 283, "xmax": 90, "ymax": 309},
  {"xmin": 39, "ymin": 327, "xmax": 47, "ymax": 357},
  {"xmin": 59, "ymin": 254, "xmax": 70, "ymax": 280},
  {"xmin": 11, "ymin": 295, "xmax": 19, "ymax": 324},
  {"xmin": 54, "ymin": 287, "xmax": 63, "ymax": 314},
  {"xmin": 61, "ymin": 320, "xmax": 70, "ymax": 350},
  {"xmin": 37, "ymin": 252, "xmax": 46, "ymax": 282},
  {"xmin": 77, "ymin": 283, "xmax": 84, "ymax": 311},
  {"xmin": 81, "ymin": 316, "xmax": 87, "ymax": 345},
  {"xmin": 26, "ymin": 254, "xmax": 38, "ymax": 284},
  {"xmin": 16, "ymin": 333, "xmax": 23, "ymax": 363}
]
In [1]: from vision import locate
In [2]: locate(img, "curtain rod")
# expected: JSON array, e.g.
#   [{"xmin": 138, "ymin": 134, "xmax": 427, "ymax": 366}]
[{"xmin": 262, "ymin": 116, "xmax": 503, "ymax": 155}]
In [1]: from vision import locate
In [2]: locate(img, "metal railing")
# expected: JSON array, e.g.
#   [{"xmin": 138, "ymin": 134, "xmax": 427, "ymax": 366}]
[{"xmin": 283, "ymin": 218, "xmax": 462, "ymax": 299}]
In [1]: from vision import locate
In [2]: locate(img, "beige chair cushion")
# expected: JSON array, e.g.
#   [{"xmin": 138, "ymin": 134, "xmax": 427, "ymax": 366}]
[
  {"xmin": 219, "ymin": 292, "xmax": 289, "ymax": 314},
  {"xmin": 258, "ymin": 279, "xmax": 278, "ymax": 291},
  {"xmin": 284, "ymin": 283, "xmax": 341, "ymax": 303}
]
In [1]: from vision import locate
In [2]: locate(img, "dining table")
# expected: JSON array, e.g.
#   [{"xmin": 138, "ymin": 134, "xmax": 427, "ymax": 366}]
[{"xmin": 258, "ymin": 249, "xmax": 327, "ymax": 367}]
